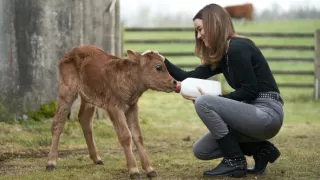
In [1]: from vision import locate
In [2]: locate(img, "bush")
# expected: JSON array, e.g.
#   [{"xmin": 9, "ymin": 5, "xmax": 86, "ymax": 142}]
[{"xmin": 27, "ymin": 101, "xmax": 57, "ymax": 121}]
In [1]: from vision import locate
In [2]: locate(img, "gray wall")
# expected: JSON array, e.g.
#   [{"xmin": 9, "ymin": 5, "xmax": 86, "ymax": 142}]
[{"xmin": 0, "ymin": 0, "xmax": 121, "ymax": 120}]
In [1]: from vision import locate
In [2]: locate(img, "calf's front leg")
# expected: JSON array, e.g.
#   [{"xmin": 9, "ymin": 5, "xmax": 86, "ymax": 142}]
[
  {"xmin": 106, "ymin": 105, "xmax": 140, "ymax": 179},
  {"xmin": 126, "ymin": 103, "xmax": 157, "ymax": 179}
]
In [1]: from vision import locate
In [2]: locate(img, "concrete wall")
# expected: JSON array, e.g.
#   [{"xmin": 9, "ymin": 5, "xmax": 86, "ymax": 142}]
[{"xmin": 0, "ymin": 0, "xmax": 121, "ymax": 120}]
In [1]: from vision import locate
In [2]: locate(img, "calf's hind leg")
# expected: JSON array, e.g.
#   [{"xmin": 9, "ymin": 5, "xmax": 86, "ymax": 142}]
[
  {"xmin": 78, "ymin": 96, "xmax": 103, "ymax": 165},
  {"xmin": 46, "ymin": 84, "xmax": 77, "ymax": 171}
]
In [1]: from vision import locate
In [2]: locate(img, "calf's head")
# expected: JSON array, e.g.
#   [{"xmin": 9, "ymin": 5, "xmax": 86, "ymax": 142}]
[{"xmin": 127, "ymin": 50, "xmax": 177, "ymax": 92}]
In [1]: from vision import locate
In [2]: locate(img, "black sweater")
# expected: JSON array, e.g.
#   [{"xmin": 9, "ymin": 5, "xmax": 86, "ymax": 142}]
[{"xmin": 164, "ymin": 37, "xmax": 280, "ymax": 102}]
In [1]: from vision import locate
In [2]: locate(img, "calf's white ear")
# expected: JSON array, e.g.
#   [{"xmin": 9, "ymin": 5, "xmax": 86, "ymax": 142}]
[{"xmin": 127, "ymin": 50, "xmax": 140, "ymax": 60}]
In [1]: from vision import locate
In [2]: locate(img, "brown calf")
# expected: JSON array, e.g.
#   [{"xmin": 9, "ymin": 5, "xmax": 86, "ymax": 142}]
[
  {"xmin": 46, "ymin": 45, "xmax": 177, "ymax": 179},
  {"xmin": 224, "ymin": 3, "xmax": 254, "ymax": 21}
]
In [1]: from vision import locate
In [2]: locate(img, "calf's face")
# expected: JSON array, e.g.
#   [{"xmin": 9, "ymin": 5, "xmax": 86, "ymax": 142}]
[{"xmin": 127, "ymin": 50, "xmax": 177, "ymax": 92}]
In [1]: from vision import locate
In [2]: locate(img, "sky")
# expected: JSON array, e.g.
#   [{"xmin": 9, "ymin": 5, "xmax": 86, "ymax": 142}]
[{"xmin": 120, "ymin": 0, "xmax": 320, "ymax": 17}]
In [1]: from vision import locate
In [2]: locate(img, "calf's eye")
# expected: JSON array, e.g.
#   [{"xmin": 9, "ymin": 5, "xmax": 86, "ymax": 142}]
[{"xmin": 155, "ymin": 65, "xmax": 162, "ymax": 72}]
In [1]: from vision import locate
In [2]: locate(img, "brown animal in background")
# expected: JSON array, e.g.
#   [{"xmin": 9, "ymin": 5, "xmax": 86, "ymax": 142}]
[
  {"xmin": 224, "ymin": 3, "xmax": 254, "ymax": 21},
  {"xmin": 45, "ymin": 45, "xmax": 177, "ymax": 179}
]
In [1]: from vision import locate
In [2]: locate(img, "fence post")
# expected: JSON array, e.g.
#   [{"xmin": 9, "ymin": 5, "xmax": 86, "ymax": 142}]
[{"xmin": 314, "ymin": 29, "xmax": 320, "ymax": 101}]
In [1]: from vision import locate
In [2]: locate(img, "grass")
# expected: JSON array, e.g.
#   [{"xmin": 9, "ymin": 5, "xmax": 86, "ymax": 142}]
[
  {"xmin": 1, "ymin": 19, "xmax": 320, "ymax": 180},
  {"xmin": 0, "ymin": 91, "xmax": 320, "ymax": 180}
]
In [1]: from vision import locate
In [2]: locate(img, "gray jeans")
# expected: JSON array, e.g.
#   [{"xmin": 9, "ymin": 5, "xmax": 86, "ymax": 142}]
[{"xmin": 193, "ymin": 92, "xmax": 284, "ymax": 160}]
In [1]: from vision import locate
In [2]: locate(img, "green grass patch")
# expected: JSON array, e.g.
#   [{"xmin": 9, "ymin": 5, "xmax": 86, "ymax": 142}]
[{"xmin": 0, "ymin": 91, "xmax": 320, "ymax": 179}]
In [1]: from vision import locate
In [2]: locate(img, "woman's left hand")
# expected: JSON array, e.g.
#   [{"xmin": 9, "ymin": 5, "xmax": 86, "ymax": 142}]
[
  {"xmin": 197, "ymin": 87, "xmax": 206, "ymax": 95},
  {"xmin": 182, "ymin": 87, "xmax": 206, "ymax": 100},
  {"xmin": 182, "ymin": 95, "xmax": 196, "ymax": 101},
  {"xmin": 182, "ymin": 87, "xmax": 206, "ymax": 104}
]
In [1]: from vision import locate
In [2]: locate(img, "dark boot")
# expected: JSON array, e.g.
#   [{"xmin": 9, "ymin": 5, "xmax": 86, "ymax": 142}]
[
  {"xmin": 240, "ymin": 141, "xmax": 264, "ymax": 156},
  {"xmin": 241, "ymin": 141, "xmax": 281, "ymax": 174},
  {"xmin": 203, "ymin": 133, "xmax": 247, "ymax": 178}
]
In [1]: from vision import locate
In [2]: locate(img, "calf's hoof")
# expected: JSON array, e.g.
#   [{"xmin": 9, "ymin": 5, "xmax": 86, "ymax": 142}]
[
  {"xmin": 147, "ymin": 170, "xmax": 158, "ymax": 179},
  {"xmin": 129, "ymin": 172, "xmax": 141, "ymax": 180},
  {"xmin": 95, "ymin": 160, "xmax": 104, "ymax": 165},
  {"xmin": 46, "ymin": 164, "xmax": 56, "ymax": 171}
]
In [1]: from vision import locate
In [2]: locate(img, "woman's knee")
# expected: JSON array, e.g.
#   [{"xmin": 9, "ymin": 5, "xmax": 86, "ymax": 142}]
[
  {"xmin": 193, "ymin": 143, "xmax": 222, "ymax": 160},
  {"xmin": 194, "ymin": 94, "xmax": 219, "ymax": 113},
  {"xmin": 193, "ymin": 143, "xmax": 204, "ymax": 160},
  {"xmin": 193, "ymin": 143, "xmax": 209, "ymax": 160},
  {"xmin": 192, "ymin": 139, "xmax": 222, "ymax": 160}
]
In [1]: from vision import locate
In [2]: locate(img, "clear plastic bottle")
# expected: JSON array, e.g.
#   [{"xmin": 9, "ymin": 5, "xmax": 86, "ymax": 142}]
[{"xmin": 175, "ymin": 78, "xmax": 222, "ymax": 99}]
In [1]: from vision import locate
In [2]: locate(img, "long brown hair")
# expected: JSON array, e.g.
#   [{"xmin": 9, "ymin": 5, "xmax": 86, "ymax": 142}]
[{"xmin": 193, "ymin": 3, "xmax": 237, "ymax": 69}]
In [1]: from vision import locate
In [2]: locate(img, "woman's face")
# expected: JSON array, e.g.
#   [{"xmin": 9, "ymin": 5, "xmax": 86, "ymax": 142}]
[{"xmin": 193, "ymin": 19, "xmax": 209, "ymax": 47}]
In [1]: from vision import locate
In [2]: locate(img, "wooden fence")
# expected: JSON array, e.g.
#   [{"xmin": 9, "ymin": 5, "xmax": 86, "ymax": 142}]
[{"xmin": 124, "ymin": 28, "xmax": 320, "ymax": 100}]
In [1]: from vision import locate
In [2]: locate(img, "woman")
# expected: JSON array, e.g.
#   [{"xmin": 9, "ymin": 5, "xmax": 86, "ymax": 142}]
[{"xmin": 147, "ymin": 3, "xmax": 284, "ymax": 178}]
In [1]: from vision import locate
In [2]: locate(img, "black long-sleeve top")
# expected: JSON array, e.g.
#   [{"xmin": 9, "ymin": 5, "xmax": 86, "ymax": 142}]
[{"xmin": 164, "ymin": 37, "xmax": 280, "ymax": 102}]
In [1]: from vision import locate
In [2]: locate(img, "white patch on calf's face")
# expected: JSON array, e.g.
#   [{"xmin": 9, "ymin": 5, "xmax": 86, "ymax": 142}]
[
  {"xmin": 141, "ymin": 50, "xmax": 159, "ymax": 56},
  {"xmin": 141, "ymin": 50, "xmax": 152, "ymax": 55},
  {"xmin": 139, "ymin": 52, "xmax": 161, "ymax": 67}
]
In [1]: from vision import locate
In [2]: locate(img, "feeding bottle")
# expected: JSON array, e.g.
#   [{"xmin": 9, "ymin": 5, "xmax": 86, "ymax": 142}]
[{"xmin": 175, "ymin": 78, "xmax": 222, "ymax": 99}]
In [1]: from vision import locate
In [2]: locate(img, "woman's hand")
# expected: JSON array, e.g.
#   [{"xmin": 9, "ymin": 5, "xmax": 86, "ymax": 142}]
[
  {"xmin": 182, "ymin": 95, "xmax": 196, "ymax": 104},
  {"xmin": 182, "ymin": 95, "xmax": 197, "ymax": 101},
  {"xmin": 182, "ymin": 87, "xmax": 206, "ymax": 103},
  {"xmin": 142, "ymin": 50, "xmax": 165, "ymax": 62},
  {"xmin": 197, "ymin": 87, "xmax": 206, "ymax": 95}
]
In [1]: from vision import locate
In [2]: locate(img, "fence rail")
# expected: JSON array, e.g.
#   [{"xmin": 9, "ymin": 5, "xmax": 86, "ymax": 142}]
[
  {"xmin": 124, "ymin": 52, "xmax": 313, "ymax": 63},
  {"xmin": 125, "ymin": 28, "xmax": 314, "ymax": 38},
  {"xmin": 126, "ymin": 40, "xmax": 314, "ymax": 51},
  {"xmin": 173, "ymin": 64, "xmax": 313, "ymax": 75},
  {"xmin": 124, "ymin": 28, "xmax": 320, "ymax": 100}
]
